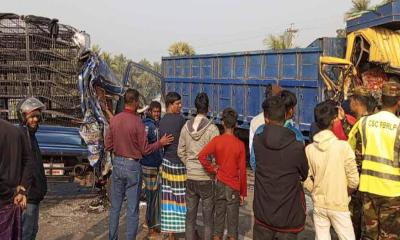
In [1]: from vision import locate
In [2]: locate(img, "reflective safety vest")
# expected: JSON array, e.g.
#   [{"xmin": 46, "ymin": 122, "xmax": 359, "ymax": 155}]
[{"xmin": 348, "ymin": 111, "xmax": 400, "ymax": 197}]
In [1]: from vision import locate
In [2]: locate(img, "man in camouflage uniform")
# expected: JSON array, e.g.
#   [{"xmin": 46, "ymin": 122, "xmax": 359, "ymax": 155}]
[
  {"xmin": 348, "ymin": 82, "xmax": 400, "ymax": 240},
  {"xmin": 347, "ymin": 86, "xmax": 377, "ymax": 239},
  {"xmin": 362, "ymin": 195, "xmax": 400, "ymax": 240}
]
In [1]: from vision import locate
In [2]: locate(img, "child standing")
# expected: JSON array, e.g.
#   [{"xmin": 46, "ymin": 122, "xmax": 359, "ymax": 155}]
[{"xmin": 198, "ymin": 108, "xmax": 247, "ymax": 240}]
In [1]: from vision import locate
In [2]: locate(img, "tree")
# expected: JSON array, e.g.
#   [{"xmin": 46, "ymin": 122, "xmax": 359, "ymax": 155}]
[
  {"xmin": 346, "ymin": 0, "xmax": 371, "ymax": 18},
  {"xmin": 263, "ymin": 24, "xmax": 298, "ymax": 50},
  {"xmin": 153, "ymin": 61, "xmax": 161, "ymax": 73},
  {"xmin": 138, "ymin": 58, "xmax": 152, "ymax": 69},
  {"xmin": 263, "ymin": 32, "xmax": 293, "ymax": 50},
  {"xmin": 136, "ymin": 59, "xmax": 162, "ymax": 101},
  {"xmin": 336, "ymin": 29, "xmax": 347, "ymax": 38},
  {"xmin": 137, "ymin": 72, "xmax": 161, "ymax": 101},
  {"xmin": 110, "ymin": 54, "xmax": 128, "ymax": 80},
  {"xmin": 168, "ymin": 42, "xmax": 195, "ymax": 56},
  {"xmin": 100, "ymin": 52, "xmax": 113, "ymax": 66},
  {"xmin": 91, "ymin": 44, "xmax": 101, "ymax": 54},
  {"xmin": 88, "ymin": 44, "xmax": 162, "ymax": 102}
]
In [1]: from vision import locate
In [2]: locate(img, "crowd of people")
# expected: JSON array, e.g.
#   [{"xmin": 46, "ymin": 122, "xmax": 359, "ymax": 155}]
[
  {"xmin": 0, "ymin": 79, "xmax": 399, "ymax": 240},
  {"xmin": 104, "ymin": 89, "xmax": 247, "ymax": 240}
]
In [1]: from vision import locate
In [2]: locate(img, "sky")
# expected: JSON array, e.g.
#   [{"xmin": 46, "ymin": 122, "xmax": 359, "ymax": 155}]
[{"xmin": 4, "ymin": 0, "xmax": 384, "ymax": 62}]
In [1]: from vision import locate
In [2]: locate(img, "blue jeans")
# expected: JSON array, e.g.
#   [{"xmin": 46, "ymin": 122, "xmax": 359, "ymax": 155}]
[
  {"xmin": 22, "ymin": 203, "xmax": 40, "ymax": 240},
  {"xmin": 109, "ymin": 156, "xmax": 142, "ymax": 240}
]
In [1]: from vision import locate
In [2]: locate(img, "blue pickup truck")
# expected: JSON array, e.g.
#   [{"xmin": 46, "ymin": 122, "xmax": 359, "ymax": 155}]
[{"xmin": 35, "ymin": 125, "xmax": 88, "ymax": 182}]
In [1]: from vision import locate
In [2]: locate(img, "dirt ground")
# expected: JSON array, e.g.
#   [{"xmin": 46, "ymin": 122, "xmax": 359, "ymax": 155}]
[{"xmin": 37, "ymin": 172, "xmax": 322, "ymax": 240}]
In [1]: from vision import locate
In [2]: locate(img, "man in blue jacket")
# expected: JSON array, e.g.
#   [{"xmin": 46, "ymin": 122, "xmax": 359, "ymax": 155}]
[
  {"xmin": 250, "ymin": 90, "xmax": 304, "ymax": 171},
  {"xmin": 141, "ymin": 101, "xmax": 162, "ymax": 237}
]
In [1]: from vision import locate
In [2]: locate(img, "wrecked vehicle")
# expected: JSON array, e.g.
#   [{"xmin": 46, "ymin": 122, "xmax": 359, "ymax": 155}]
[
  {"xmin": 0, "ymin": 13, "xmax": 160, "ymax": 185},
  {"xmin": 77, "ymin": 52, "xmax": 163, "ymax": 182},
  {"xmin": 320, "ymin": 1, "xmax": 400, "ymax": 104},
  {"xmin": 0, "ymin": 13, "xmax": 90, "ymax": 182},
  {"xmin": 161, "ymin": 1, "xmax": 400, "ymax": 142}
]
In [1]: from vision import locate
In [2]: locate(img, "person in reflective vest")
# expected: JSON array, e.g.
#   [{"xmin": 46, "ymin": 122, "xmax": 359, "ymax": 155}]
[
  {"xmin": 348, "ymin": 81, "xmax": 400, "ymax": 240},
  {"xmin": 346, "ymin": 86, "xmax": 377, "ymax": 240}
]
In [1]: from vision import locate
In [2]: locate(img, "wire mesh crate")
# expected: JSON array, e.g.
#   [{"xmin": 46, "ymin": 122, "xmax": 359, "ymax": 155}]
[{"xmin": 0, "ymin": 13, "xmax": 82, "ymax": 126}]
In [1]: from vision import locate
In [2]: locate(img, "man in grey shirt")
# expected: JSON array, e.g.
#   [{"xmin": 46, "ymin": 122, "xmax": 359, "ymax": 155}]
[{"xmin": 178, "ymin": 92, "xmax": 219, "ymax": 240}]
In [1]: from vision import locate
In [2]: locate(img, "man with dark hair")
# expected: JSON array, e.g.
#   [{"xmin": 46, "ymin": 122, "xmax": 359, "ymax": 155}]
[
  {"xmin": 141, "ymin": 100, "xmax": 162, "ymax": 238},
  {"xmin": 124, "ymin": 88, "xmax": 139, "ymax": 103},
  {"xmin": 149, "ymin": 101, "xmax": 162, "ymax": 115},
  {"xmin": 178, "ymin": 92, "xmax": 219, "ymax": 240},
  {"xmin": 249, "ymin": 85, "xmax": 282, "ymax": 156},
  {"xmin": 304, "ymin": 100, "xmax": 359, "ymax": 239},
  {"xmin": 105, "ymin": 88, "xmax": 173, "ymax": 240},
  {"xmin": 349, "ymin": 88, "xmax": 377, "ymax": 118},
  {"xmin": 164, "ymin": 91, "xmax": 182, "ymax": 109},
  {"xmin": 199, "ymin": 107, "xmax": 246, "ymax": 240},
  {"xmin": 331, "ymin": 87, "xmax": 378, "ymax": 142},
  {"xmin": 249, "ymin": 89, "xmax": 303, "ymax": 171},
  {"xmin": 348, "ymin": 81, "xmax": 400, "ymax": 239},
  {"xmin": 159, "ymin": 92, "xmax": 187, "ymax": 239},
  {"xmin": 252, "ymin": 96, "xmax": 308, "ymax": 240},
  {"xmin": 279, "ymin": 90, "xmax": 304, "ymax": 142}
]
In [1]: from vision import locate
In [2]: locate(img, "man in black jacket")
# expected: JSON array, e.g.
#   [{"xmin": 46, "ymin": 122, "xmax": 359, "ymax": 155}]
[
  {"xmin": 253, "ymin": 96, "xmax": 308, "ymax": 240},
  {"xmin": 0, "ymin": 119, "xmax": 34, "ymax": 240},
  {"xmin": 17, "ymin": 97, "xmax": 48, "ymax": 240}
]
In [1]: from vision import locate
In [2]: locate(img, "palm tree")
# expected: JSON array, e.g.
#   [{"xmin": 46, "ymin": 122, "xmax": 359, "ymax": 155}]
[
  {"xmin": 138, "ymin": 58, "xmax": 152, "ymax": 69},
  {"xmin": 263, "ymin": 32, "xmax": 293, "ymax": 50},
  {"xmin": 110, "ymin": 54, "xmax": 128, "ymax": 80},
  {"xmin": 91, "ymin": 44, "xmax": 101, "ymax": 54},
  {"xmin": 336, "ymin": 29, "xmax": 347, "ymax": 38},
  {"xmin": 168, "ymin": 42, "xmax": 195, "ymax": 56},
  {"xmin": 346, "ymin": 0, "xmax": 371, "ymax": 18},
  {"xmin": 152, "ymin": 62, "xmax": 161, "ymax": 73},
  {"xmin": 100, "ymin": 51, "xmax": 113, "ymax": 66}
]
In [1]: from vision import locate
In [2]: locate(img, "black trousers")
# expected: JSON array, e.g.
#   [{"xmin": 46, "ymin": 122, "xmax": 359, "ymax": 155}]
[
  {"xmin": 253, "ymin": 223, "xmax": 298, "ymax": 240},
  {"xmin": 185, "ymin": 179, "xmax": 214, "ymax": 240},
  {"xmin": 214, "ymin": 180, "xmax": 240, "ymax": 239}
]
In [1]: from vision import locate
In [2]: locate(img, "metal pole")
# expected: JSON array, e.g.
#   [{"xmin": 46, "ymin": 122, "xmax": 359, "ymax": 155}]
[{"xmin": 24, "ymin": 19, "xmax": 33, "ymax": 97}]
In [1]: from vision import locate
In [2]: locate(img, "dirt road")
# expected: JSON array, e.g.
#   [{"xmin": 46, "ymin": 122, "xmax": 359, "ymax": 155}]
[{"xmin": 37, "ymin": 173, "xmax": 319, "ymax": 240}]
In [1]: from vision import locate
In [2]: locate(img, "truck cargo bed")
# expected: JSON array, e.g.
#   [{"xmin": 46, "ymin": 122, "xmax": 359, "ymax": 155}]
[
  {"xmin": 347, "ymin": 1, "xmax": 400, "ymax": 32},
  {"xmin": 161, "ymin": 38, "xmax": 345, "ymax": 132}
]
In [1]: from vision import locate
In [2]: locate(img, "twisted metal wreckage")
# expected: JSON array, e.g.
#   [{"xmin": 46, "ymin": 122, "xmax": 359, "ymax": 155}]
[
  {"xmin": 77, "ymin": 50, "xmax": 125, "ymax": 171},
  {"xmin": 76, "ymin": 36, "xmax": 163, "ymax": 177}
]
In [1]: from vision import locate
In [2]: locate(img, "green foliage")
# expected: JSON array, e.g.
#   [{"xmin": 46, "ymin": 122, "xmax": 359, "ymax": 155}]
[
  {"xmin": 110, "ymin": 54, "xmax": 128, "ymax": 80},
  {"xmin": 346, "ymin": 0, "xmax": 371, "ymax": 18},
  {"xmin": 168, "ymin": 42, "xmax": 195, "ymax": 56},
  {"xmin": 91, "ymin": 45, "xmax": 161, "ymax": 103},
  {"xmin": 336, "ymin": 29, "xmax": 347, "ymax": 38},
  {"xmin": 263, "ymin": 32, "xmax": 293, "ymax": 50},
  {"xmin": 91, "ymin": 44, "xmax": 101, "ymax": 54}
]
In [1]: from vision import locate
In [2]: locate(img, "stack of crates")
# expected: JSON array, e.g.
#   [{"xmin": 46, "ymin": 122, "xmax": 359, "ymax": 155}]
[{"xmin": 0, "ymin": 13, "xmax": 82, "ymax": 126}]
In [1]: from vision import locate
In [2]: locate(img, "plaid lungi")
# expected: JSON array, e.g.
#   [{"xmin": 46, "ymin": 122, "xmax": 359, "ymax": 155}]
[
  {"xmin": 142, "ymin": 166, "xmax": 158, "ymax": 191},
  {"xmin": 160, "ymin": 158, "xmax": 187, "ymax": 233}
]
